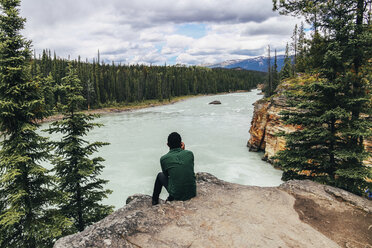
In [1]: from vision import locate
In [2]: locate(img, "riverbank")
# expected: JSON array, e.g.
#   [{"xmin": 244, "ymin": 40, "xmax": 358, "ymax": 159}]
[
  {"xmin": 41, "ymin": 95, "xmax": 196, "ymax": 123},
  {"xmin": 41, "ymin": 90, "xmax": 250, "ymax": 123}
]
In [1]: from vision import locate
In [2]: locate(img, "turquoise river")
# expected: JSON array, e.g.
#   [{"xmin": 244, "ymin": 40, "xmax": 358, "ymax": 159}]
[{"xmin": 43, "ymin": 89, "xmax": 283, "ymax": 209}]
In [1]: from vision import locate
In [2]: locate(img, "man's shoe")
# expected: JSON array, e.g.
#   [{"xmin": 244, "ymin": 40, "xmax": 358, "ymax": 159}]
[
  {"xmin": 166, "ymin": 196, "xmax": 174, "ymax": 202},
  {"xmin": 152, "ymin": 199, "xmax": 159, "ymax": 205}
]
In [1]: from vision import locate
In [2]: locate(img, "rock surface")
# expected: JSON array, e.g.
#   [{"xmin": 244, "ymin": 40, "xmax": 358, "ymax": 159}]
[
  {"xmin": 247, "ymin": 88, "xmax": 371, "ymax": 166},
  {"xmin": 247, "ymin": 92, "xmax": 297, "ymax": 162},
  {"xmin": 209, "ymin": 100, "xmax": 221, "ymax": 104},
  {"xmin": 54, "ymin": 172, "xmax": 372, "ymax": 248}
]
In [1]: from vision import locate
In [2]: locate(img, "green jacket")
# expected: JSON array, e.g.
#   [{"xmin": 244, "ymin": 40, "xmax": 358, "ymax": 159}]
[{"xmin": 160, "ymin": 148, "xmax": 196, "ymax": 201}]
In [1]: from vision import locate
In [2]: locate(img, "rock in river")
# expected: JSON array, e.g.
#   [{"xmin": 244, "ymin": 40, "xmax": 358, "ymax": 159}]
[{"xmin": 209, "ymin": 100, "xmax": 221, "ymax": 104}]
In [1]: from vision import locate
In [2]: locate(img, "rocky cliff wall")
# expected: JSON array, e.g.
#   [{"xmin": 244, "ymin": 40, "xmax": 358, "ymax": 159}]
[
  {"xmin": 247, "ymin": 91, "xmax": 298, "ymax": 162},
  {"xmin": 247, "ymin": 90, "xmax": 372, "ymax": 166},
  {"xmin": 54, "ymin": 172, "xmax": 372, "ymax": 248}
]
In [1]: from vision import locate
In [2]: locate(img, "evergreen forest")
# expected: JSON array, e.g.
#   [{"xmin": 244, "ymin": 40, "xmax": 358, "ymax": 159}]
[{"xmin": 31, "ymin": 50, "xmax": 266, "ymax": 111}]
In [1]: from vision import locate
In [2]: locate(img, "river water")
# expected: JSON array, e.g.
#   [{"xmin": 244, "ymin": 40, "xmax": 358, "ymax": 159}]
[{"xmin": 43, "ymin": 89, "xmax": 283, "ymax": 209}]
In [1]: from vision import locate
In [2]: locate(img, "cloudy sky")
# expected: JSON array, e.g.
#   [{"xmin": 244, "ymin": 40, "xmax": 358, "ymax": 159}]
[{"xmin": 20, "ymin": 0, "xmax": 304, "ymax": 65}]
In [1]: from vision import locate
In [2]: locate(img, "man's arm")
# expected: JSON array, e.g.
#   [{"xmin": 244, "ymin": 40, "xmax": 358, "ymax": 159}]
[{"xmin": 160, "ymin": 158, "xmax": 169, "ymax": 178}]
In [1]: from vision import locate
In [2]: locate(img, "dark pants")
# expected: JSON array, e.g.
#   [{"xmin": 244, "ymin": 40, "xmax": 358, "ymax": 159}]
[{"xmin": 152, "ymin": 172, "xmax": 174, "ymax": 204}]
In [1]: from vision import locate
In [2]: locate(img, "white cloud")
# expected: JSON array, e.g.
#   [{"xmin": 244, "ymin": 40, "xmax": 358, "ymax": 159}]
[
  {"xmin": 243, "ymin": 16, "xmax": 301, "ymax": 36},
  {"xmin": 19, "ymin": 0, "xmax": 304, "ymax": 65}
]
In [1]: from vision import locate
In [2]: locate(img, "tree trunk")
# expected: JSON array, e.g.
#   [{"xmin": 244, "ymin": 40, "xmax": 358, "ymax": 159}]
[{"xmin": 77, "ymin": 183, "xmax": 84, "ymax": 232}]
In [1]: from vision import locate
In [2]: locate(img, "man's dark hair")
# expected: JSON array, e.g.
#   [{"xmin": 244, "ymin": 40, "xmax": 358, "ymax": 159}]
[{"xmin": 168, "ymin": 132, "xmax": 182, "ymax": 149}]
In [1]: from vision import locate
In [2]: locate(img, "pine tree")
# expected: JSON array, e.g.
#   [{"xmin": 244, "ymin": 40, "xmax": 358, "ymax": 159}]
[
  {"xmin": 272, "ymin": 49, "xmax": 280, "ymax": 91},
  {"xmin": 264, "ymin": 46, "xmax": 280, "ymax": 97},
  {"xmin": 280, "ymin": 43, "xmax": 292, "ymax": 80},
  {"xmin": 272, "ymin": 0, "xmax": 321, "ymax": 31},
  {"xmin": 291, "ymin": 24, "xmax": 298, "ymax": 74},
  {"xmin": 47, "ymin": 64, "xmax": 113, "ymax": 233},
  {"xmin": 0, "ymin": 1, "xmax": 69, "ymax": 247},
  {"xmin": 273, "ymin": 0, "xmax": 372, "ymax": 195},
  {"xmin": 265, "ymin": 45, "xmax": 272, "ymax": 97},
  {"xmin": 93, "ymin": 58, "xmax": 101, "ymax": 105},
  {"xmin": 40, "ymin": 72, "xmax": 56, "ymax": 111},
  {"xmin": 307, "ymin": 31, "xmax": 327, "ymax": 70},
  {"xmin": 86, "ymin": 78, "xmax": 94, "ymax": 110},
  {"xmin": 296, "ymin": 22, "xmax": 307, "ymax": 72}
]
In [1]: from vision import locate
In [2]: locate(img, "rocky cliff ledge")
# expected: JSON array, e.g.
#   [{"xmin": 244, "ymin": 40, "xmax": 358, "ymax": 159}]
[
  {"xmin": 54, "ymin": 172, "xmax": 372, "ymax": 248},
  {"xmin": 247, "ymin": 88, "xmax": 372, "ymax": 165},
  {"xmin": 247, "ymin": 90, "xmax": 297, "ymax": 162}
]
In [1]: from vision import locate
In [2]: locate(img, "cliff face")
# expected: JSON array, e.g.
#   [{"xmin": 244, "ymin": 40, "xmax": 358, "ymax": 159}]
[
  {"xmin": 247, "ymin": 92, "xmax": 297, "ymax": 162},
  {"xmin": 54, "ymin": 172, "xmax": 372, "ymax": 248},
  {"xmin": 247, "ymin": 90, "xmax": 372, "ymax": 166}
]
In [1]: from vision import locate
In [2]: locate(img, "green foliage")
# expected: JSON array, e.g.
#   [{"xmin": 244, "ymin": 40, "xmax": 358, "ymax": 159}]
[
  {"xmin": 280, "ymin": 43, "xmax": 293, "ymax": 80},
  {"xmin": 272, "ymin": 49, "xmax": 280, "ymax": 94},
  {"xmin": 264, "ymin": 47, "xmax": 280, "ymax": 97},
  {"xmin": 272, "ymin": 0, "xmax": 322, "ymax": 31},
  {"xmin": 47, "ymin": 64, "xmax": 113, "ymax": 234},
  {"xmin": 295, "ymin": 22, "xmax": 307, "ymax": 72},
  {"xmin": 274, "ymin": 76, "xmax": 371, "ymax": 194},
  {"xmin": 264, "ymin": 45, "xmax": 273, "ymax": 97},
  {"xmin": 273, "ymin": 0, "xmax": 372, "ymax": 195},
  {"xmin": 0, "ymin": 1, "xmax": 70, "ymax": 247},
  {"xmin": 306, "ymin": 32, "xmax": 327, "ymax": 71},
  {"xmin": 40, "ymin": 73, "xmax": 56, "ymax": 111},
  {"xmin": 291, "ymin": 24, "xmax": 298, "ymax": 74},
  {"xmin": 30, "ymin": 53, "xmax": 267, "ymax": 110}
]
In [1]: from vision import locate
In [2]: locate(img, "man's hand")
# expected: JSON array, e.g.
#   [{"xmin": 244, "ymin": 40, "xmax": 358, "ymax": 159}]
[{"xmin": 181, "ymin": 142, "xmax": 185, "ymax": 150}]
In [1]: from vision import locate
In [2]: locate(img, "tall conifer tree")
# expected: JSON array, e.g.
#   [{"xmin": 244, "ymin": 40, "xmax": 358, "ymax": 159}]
[
  {"xmin": 265, "ymin": 45, "xmax": 272, "ymax": 97},
  {"xmin": 272, "ymin": 49, "xmax": 280, "ymax": 91},
  {"xmin": 291, "ymin": 24, "xmax": 298, "ymax": 74},
  {"xmin": 273, "ymin": 0, "xmax": 372, "ymax": 194},
  {"xmin": 0, "ymin": 1, "xmax": 69, "ymax": 247},
  {"xmin": 47, "ymin": 64, "xmax": 113, "ymax": 233},
  {"xmin": 280, "ymin": 43, "xmax": 292, "ymax": 80},
  {"xmin": 296, "ymin": 22, "xmax": 307, "ymax": 72}
]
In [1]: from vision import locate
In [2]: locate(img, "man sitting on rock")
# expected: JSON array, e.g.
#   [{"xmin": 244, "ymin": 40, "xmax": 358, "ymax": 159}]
[{"xmin": 152, "ymin": 132, "xmax": 196, "ymax": 205}]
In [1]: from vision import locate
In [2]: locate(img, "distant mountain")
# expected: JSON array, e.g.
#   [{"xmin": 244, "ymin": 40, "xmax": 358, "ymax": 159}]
[{"xmin": 202, "ymin": 55, "xmax": 287, "ymax": 72}]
